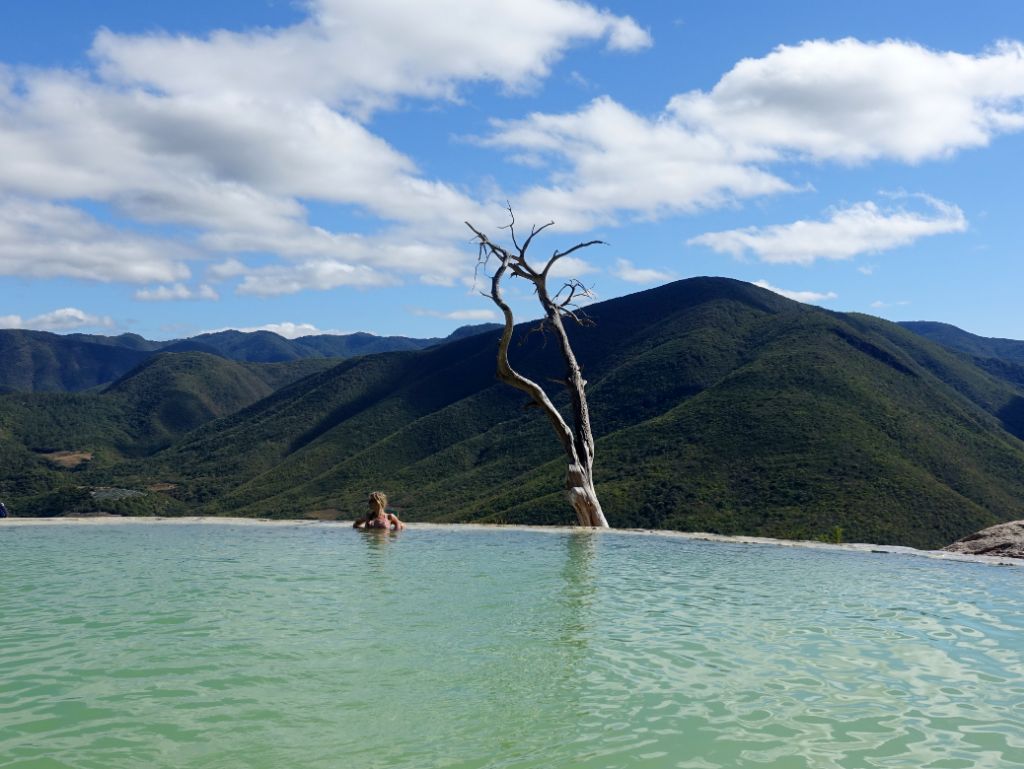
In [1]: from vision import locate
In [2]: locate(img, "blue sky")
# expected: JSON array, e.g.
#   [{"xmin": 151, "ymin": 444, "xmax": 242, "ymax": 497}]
[{"xmin": 1, "ymin": 0, "xmax": 1022, "ymax": 340}]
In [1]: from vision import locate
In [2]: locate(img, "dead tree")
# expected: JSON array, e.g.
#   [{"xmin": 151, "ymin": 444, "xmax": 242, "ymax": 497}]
[{"xmin": 466, "ymin": 210, "xmax": 609, "ymax": 528}]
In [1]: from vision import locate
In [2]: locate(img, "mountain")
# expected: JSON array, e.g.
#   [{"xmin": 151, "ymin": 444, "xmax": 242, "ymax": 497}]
[
  {"xmin": 21, "ymin": 277, "xmax": 1014, "ymax": 550},
  {"xmin": 900, "ymin": 321, "xmax": 1024, "ymax": 365},
  {"xmin": 0, "ymin": 324, "xmax": 500, "ymax": 391},
  {"xmin": 0, "ymin": 352, "xmax": 339, "ymax": 456},
  {"xmin": 164, "ymin": 326, "xmax": 503, "ymax": 361},
  {"xmin": 0, "ymin": 352, "xmax": 341, "ymax": 514},
  {"xmin": 439, "ymin": 323, "xmax": 503, "ymax": 342},
  {"xmin": 0, "ymin": 329, "xmax": 154, "ymax": 392},
  {"xmin": 62, "ymin": 332, "xmax": 165, "ymax": 351},
  {"xmin": 102, "ymin": 353, "xmax": 342, "ymax": 452},
  {"xmin": 899, "ymin": 321, "xmax": 1024, "ymax": 390},
  {"xmin": 7, "ymin": 278, "xmax": 1024, "ymax": 548}
]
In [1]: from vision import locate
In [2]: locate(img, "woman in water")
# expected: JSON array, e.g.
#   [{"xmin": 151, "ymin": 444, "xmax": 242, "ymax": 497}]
[{"xmin": 353, "ymin": 491, "xmax": 405, "ymax": 531}]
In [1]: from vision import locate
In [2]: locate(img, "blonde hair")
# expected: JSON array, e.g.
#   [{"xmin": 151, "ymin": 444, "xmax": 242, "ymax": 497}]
[{"xmin": 368, "ymin": 491, "xmax": 388, "ymax": 513}]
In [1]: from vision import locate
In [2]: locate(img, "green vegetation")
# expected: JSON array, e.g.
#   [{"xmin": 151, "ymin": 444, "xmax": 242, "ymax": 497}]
[
  {"xmin": 4, "ymin": 278, "xmax": 1024, "ymax": 550},
  {"xmin": 0, "ymin": 329, "xmax": 153, "ymax": 392},
  {"xmin": 0, "ymin": 324, "xmax": 501, "ymax": 392},
  {"xmin": 0, "ymin": 352, "xmax": 339, "ymax": 513},
  {"xmin": 901, "ymin": 321, "xmax": 1024, "ymax": 365}
]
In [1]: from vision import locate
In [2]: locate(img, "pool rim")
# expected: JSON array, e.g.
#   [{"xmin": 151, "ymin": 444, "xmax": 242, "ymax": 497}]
[{"xmin": 2, "ymin": 516, "xmax": 1019, "ymax": 568}]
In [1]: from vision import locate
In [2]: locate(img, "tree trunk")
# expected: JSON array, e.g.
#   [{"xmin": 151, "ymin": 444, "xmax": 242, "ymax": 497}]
[
  {"xmin": 566, "ymin": 463, "xmax": 608, "ymax": 528},
  {"xmin": 466, "ymin": 214, "xmax": 611, "ymax": 528}
]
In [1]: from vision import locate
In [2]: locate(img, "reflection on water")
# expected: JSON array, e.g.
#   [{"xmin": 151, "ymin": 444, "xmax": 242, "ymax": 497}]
[
  {"xmin": 560, "ymin": 531, "xmax": 596, "ymax": 648},
  {"xmin": 357, "ymin": 526, "xmax": 399, "ymax": 576},
  {"xmin": 1, "ymin": 524, "xmax": 1022, "ymax": 769}
]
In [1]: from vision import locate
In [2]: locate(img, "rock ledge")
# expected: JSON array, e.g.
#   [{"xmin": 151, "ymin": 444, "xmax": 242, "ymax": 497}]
[{"xmin": 944, "ymin": 520, "xmax": 1024, "ymax": 559}]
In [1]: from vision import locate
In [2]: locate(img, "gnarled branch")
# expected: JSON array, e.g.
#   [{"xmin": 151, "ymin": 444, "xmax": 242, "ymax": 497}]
[{"xmin": 465, "ymin": 212, "xmax": 609, "ymax": 527}]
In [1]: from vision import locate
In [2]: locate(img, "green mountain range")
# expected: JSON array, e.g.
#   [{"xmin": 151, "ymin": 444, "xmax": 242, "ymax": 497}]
[
  {"xmin": 899, "ymin": 321, "xmax": 1024, "ymax": 365},
  {"xmin": 898, "ymin": 321, "xmax": 1024, "ymax": 391},
  {"xmin": 0, "ymin": 325, "xmax": 500, "ymax": 392},
  {"xmin": 3, "ymin": 278, "xmax": 1024, "ymax": 549}
]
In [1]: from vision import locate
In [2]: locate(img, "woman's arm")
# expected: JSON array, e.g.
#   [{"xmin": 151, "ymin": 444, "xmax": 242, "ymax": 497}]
[
  {"xmin": 352, "ymin": 516, "xmax": 368, "ymax": 529},
  {"xmin": 387, "ymin": 513, "xmax": 405, "ymax": 531}
]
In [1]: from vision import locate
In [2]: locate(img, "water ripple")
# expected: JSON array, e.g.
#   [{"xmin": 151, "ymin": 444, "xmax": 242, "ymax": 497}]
[{"xmin": 1, "ymin": 525, "xmax": 1022, "ymax": 768}]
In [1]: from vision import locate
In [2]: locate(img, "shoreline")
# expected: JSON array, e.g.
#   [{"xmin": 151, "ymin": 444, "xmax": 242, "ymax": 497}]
[{"xmin": 2, "ymin": 515, "xmax": 1020, "ymax": 567}]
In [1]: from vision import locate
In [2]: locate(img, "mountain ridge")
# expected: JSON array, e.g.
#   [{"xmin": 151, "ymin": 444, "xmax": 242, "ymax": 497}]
[
  {"xmin": 0, "ymin": 323, "xmax": 503, "ymax": 392},
  {"xmin": 5, "ymin": 277, "xmax": 1024, "ymax": 549}
]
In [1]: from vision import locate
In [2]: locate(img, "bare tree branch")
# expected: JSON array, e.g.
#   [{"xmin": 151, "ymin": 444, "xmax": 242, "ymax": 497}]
[
  {"xmin": 465, "ymin": 211, "xmax": 609, "ymax": 527},
  {"xmin": 541, "ymin": 239, "xmax": 607, "ymax": 281},
  {"xmin": 521, "ymin": 220, "xmax": 555, "ymax": 256}
]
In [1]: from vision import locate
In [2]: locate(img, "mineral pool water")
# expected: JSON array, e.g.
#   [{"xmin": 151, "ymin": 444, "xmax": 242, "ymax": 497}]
[{"xmin": 1, "ymin": 522, "xmax": 1022, "ymax": 768}]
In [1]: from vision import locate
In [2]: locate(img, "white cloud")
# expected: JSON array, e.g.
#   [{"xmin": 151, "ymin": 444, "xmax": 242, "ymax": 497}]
[
  {"xmin": 870, "ymin": 299, "xmax": 911, "ymax": 309},
  {"xmin": 754, "ymin": 280, "xmax": 837, "ymax": 304},
  {"xmin": 236, "ymin": 260, "xmax": 398, "ymax": 296},
  {"xmin": 0, "ymin": 197, "xmax": 192, "ymax": 283},
  {"xmin": 546, "ymin": 254, "xmax": 600, "ymax": 280},
  {"xmin": 484, "ymin": 96, "xmax": 792, "ymax": 230},
  {"xmin": 1, "ymin": 307, "xmax": 115, "ymax": 332},
  {"xmin": 668, "ymin": 38, "xmax": 1024, "ymax": 164},
  {"xmin": 483, "ymin": 39, "xmax": 1024, "ymax": 230},
  {"xmin": 0, "ymin": 1, "xmax": 647, "ymax": 290},
  {"xmin": 858, "ymin": 265, "xmax": 875, "ymax": 275},
  {"xmin": 207, "ymin": 258, "xmax": 248, "ymax": 280},
  {"xmin": 135, "ymin": 283, "xmax": 219, "ymax": 301},
  {"xmin": 3, "ymin": 26, "xmax": 1021, "ymax": 298},
  {"xmin": 688, "ymin": 197, "xmax": 966, "ymax": 265},
  {"xmin": 201, "ymin": 226, "xmax": 472, "ymax": 286},
  {"xmin": 92, "ymin": 0, "xmax": 649, "ymax": 112},
  {"xmin": 239, "ymin": 322, "xmax": 333, "ymax": 339},
  {"xmin": 412, "ymin": 308, "xmax": 499, "ymax": 321},
  {"xmin": 0, "ymin": 69, "xmax": 482, "ymax": 255},
  {"xmin": 202, "ymin": 322, "xmax": 346, "ymax": 338},
  {"xmin": 612, "ymin": 258, "xmax": 673, "ymax": 283}
]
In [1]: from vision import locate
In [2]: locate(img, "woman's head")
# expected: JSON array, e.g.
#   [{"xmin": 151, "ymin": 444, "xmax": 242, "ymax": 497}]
[{"xmin": 368, "ymin": 491, "xmax": 387, "ymax": 514}]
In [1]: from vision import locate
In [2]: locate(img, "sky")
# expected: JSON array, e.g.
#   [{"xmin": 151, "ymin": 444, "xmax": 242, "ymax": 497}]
[{"xmin": 1, "ymin": 0, "xmax": 1023, "ymax": 340}]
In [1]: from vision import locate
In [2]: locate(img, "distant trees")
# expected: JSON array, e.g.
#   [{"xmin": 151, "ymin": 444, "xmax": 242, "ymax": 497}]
[{"xmin": 466, "ymin": 210, "xmax": 609, "ymax": 528}]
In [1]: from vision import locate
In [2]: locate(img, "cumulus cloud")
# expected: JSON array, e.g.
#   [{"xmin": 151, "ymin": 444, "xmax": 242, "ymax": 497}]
[
  {"xmin": 484, "ymin": 39, "xmax": 1024, "ymax": 229},
  {"xmin": 754, "ymin": 280, "xmax": 837, "ymax": 304},
  {"xmin": 0, "ymin": 0, "xmax": 646, "ymax": 290},
  {"xmin": 669, "ymin": 38, "xmax": 1024, "ymax": 164},
  {"xmin": 412, "ymin": 308, "xmax": 498, "ymax": 321},
  {"xmin": 546, "ymin": 255, "xmax": 600, "ymax": 279},
  {"xmin": 612, "ymin": 258, "xmax": 673, "ymax": 283},
  {"xmin": 0, "ymin": 197, "xmax": 192, "ymax": 283},
  {"xmin": 135, "ymin": 283, "xmax": 219, "ymax": 301},
  {"xmin": 236, "ymin": 322, "xmax": 337, "ymax": 339},
  {"xmin": 688, "ymin": 197, "xmax": 966, "ymax": 265},
  {"xmin": 1, "ymin": 307, "xmax": 114, "ymax": 331},
  {"xmin": 484, "ymin": 96, "xmax": 792, "ymax": 230},
  {"xmin": 0, "ymin": 69, "xmax": 483, "ymax": 273},
  {"xmin": 3, "ymin": 25, "xmax": 1021, "ymax": 298},
  {"xmin": 236, "ymin": 260, "xmax": 398, "ymax": 296},
  {"xmin": 92, "ymin": 0, "xmax": 650, "ymax": 112},
  {"xmin": 201, "ymin": 226, "xmax": 472, "ymax": 286},
  {"xmin": 207, "ymin": 258, "xmax": 249, "ymax": 280}
]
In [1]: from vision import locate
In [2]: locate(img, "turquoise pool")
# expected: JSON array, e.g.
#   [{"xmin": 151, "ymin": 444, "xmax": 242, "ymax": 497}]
[{"xmin": 1, "ymin": 522, "xmax": 1022, "ymax": 768}]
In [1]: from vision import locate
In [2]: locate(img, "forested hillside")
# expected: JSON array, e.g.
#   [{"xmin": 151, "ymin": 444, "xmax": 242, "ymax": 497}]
[
  {"xmin": 5, "ymin": 278, "xmax": 1022, "ymax": 549},
  {"xmin": 0, "ymin": 324, "xmax": 500, "ymax": 392}
]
